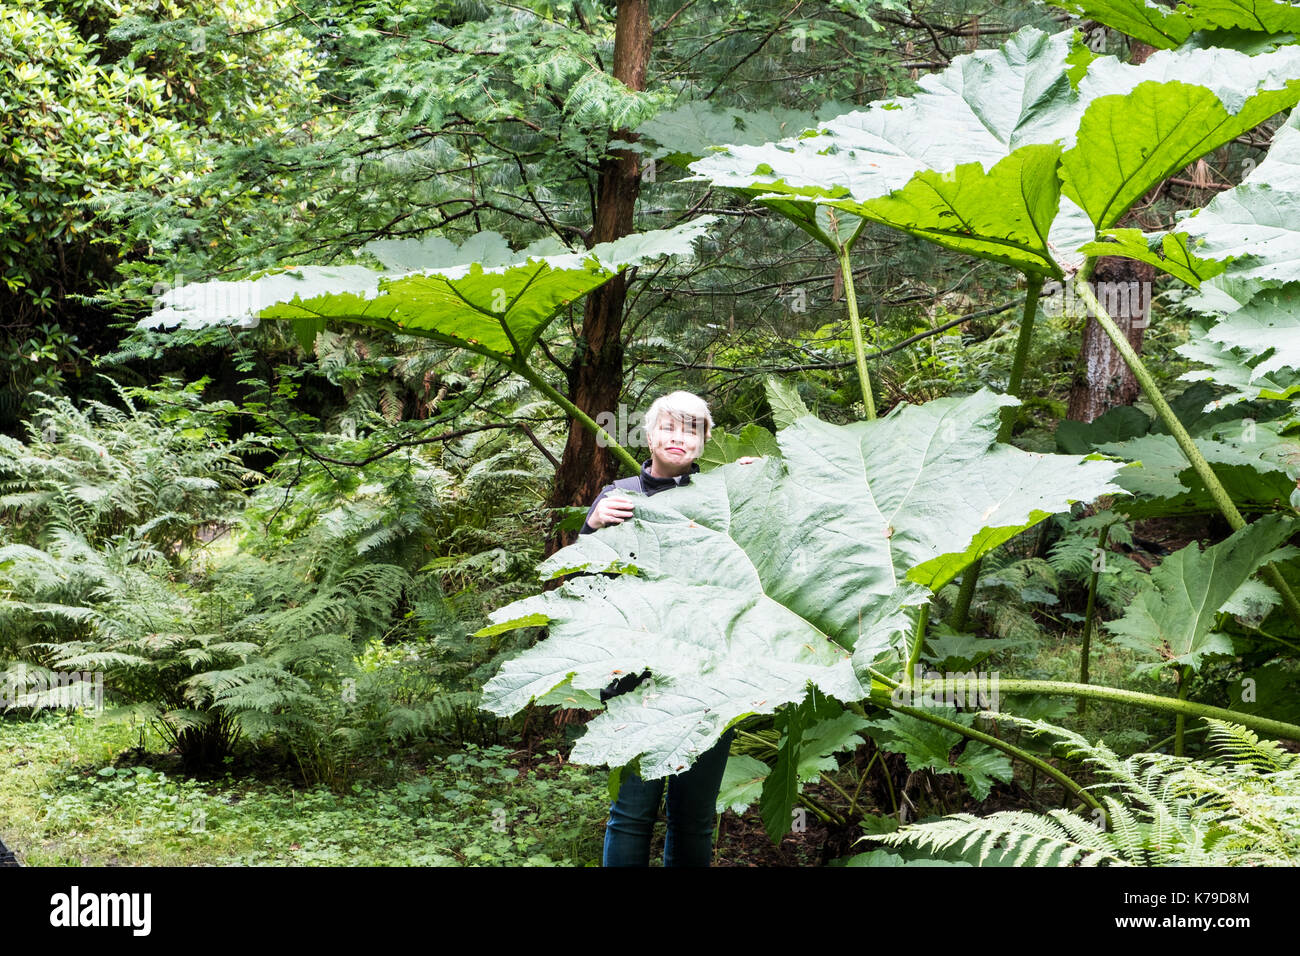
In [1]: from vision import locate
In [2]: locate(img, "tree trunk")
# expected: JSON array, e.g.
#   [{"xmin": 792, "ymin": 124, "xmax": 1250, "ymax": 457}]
[
  {"xmin": 1066, "ymin": 255, "xmax": 1155, "ymax": 423},
  {"xmin": 1065, "ymin": 37, "xmax": 1156, "ymax": 424},
  {"xmin": 544, "ymin": 1, "xmax": 651, "ymax": 557}
]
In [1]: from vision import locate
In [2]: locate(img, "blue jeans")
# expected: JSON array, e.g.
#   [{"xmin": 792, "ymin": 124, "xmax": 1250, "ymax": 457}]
[{"xmin": 602, "ymin": 730, "xmax": 734, "ymax": 867}]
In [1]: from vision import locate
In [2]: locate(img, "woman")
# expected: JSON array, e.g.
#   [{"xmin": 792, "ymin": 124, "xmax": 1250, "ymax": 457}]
[{"xmin": 581, "ymin": 390, "xmax": 753, "ymax": 867}]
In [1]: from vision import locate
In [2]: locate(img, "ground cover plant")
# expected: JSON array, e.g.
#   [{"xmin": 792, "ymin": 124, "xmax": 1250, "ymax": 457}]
[{"xmin": 0, "ymin": 712, "xmax": 608, "ymax": 866}]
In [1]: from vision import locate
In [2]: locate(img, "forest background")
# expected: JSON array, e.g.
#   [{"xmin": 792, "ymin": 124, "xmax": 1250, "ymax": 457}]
[{"xmin": 3, "ymin": 0, "xmax": 1300, "ymax": 868}]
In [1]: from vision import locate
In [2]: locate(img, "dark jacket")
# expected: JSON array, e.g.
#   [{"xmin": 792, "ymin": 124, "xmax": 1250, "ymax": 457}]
[
  {"xmin": 579, "ymin": 459, "xmax": 700, "ymax": 536},
  {"xmin": 579, "ymin": 458, "xmax": 700, "ymax": 700}
]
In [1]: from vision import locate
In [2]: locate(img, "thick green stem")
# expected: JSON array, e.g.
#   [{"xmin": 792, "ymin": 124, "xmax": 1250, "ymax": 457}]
[
  {"xmin": 869, "ymin": 690, "xmax": 1102, "ymax": 812},
  {"xmin": 859, "ymin": 674, "xmax": 1095, "ymax": 809},
  {"xmin": 1149, "ymin": 724, "xmax": 1209, "ymax": 754},
  {"xmin": 998, "ymin": 273, "xmax": 1046, "ymax": 443},
  {"xmin": 736, "ymin": 728, "xmax": 776, "ymax": 750},
  {"xmin": 511, "ymin": 360, "xmax": 639, "ymax": 474},
  {"xmin": 1079, "ymin": 524, "xmax": 1110, "ymax": 715},
  {"xmin": 919, "ymin": 677, "xmax": 1300, "ymax": 741},
  {"xmin": 904, "ymin": 604, "xmax": 930, "ymax": 682},
  {"xmin": 1174, "ymin": 666, "xmax": 1190, "ymax": 757},
  {"xmin": 950, "ymin": 564, "xmax": 979, "ymax": 634},
  {"xmin": 836, "ymin": 243, "xmax": 877, "ymax": 420},
  {"xmin": 1073, "ymin": 259, "xmax": 1300, "ymax": 630},
  {"xmin": 953, "ymin": 275, "xmax": 1046, "ymax": 630}
]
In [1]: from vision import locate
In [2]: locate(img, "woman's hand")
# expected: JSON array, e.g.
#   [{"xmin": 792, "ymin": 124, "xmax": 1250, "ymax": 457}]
[{"xmin": 588, "ymin": 491, "xmax": 635, "ymax": 529}]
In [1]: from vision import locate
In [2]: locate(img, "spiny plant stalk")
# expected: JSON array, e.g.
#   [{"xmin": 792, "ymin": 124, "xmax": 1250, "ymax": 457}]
[
  {"xmin": 815, "ymin": 210, "xmax": 875, "ymax": 419},
  {"xmin": 1175, "ymin": 665, "xmax": 1191, "ymax": 757},
  {"xmin": 904, "ymin": 603, "xmax": 930, "ymax": 681},
  {"xmin": 998, "ymin": 273, "xmax": 1047, "ymax": 444},
  {"xmin": 836, "ymin": 241, "xmax": 876, "ymax": 420},
  {"xmin": 1072, "ymin": 258, "xmax": 1300, "ymax": 631},
  {"xmin": 798, "ymin": 789, "xmax": 847, "ymax": 826},
  {"xmin": 914, "ymin": 677, "xmax": 1300, "ymax": 742},
  {"xmin": 952, "ymin": 272, "xmax": 1047, "ymax": 630},
  {"xmin": 511, "ymin": 359, "xmax": 638, "ymax": 473},
  {"xmin": 1148, "ymin": 724, "xmax": 1209, "ymax": 754},
  {"xmin": 949, "ymin": 567, "xmax": 977, "ymax": 635}
]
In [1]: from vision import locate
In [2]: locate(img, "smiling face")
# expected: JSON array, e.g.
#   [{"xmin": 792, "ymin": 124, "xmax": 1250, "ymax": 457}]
[{"xmin": 648, "ymin": 411, "xmax": 706, "ymax": 478}]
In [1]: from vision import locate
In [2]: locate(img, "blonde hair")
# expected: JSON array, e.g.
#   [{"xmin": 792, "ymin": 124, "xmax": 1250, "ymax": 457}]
[{"xmin": 643, "ymin": 391, "xmax": 713, "ymax": 444}]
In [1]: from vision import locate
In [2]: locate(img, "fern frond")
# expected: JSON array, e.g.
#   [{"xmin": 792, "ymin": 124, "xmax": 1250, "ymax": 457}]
[
  {"xmin": 1203, "ymin": 719, "xmax": 1298, "ymax": 772},
  {"xmin": 895, "ymin": 715, "xmax": 1300, "ymax": 866},
  {"xmin": 873, "ymin": 810, "xmax": 1131, "ymax": 867}
]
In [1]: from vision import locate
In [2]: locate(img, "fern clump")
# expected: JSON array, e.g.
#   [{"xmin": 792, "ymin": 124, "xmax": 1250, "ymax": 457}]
[
  {"xmin": 1, "ymin": 383, "xmax": 533, "ymax": 780},
  {"xmin": 0, "ymin": 380, "xmax": 253, "ymax": 556},
  {"xmin": 867, "ymin": 716, "xmax": 1300, "ymax": 866}
]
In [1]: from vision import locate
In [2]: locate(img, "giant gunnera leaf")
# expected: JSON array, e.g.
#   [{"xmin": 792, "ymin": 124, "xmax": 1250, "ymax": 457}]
[
  {"xmin": 1161, "ymin": 115, "xmax": 1300, "ymax": 386},
  {"xmin": 690, "ymin": 26, "xmax": 1300, "ymax": 276},
  {"xmin": 1042, "ymin": 0, "xmax": 1300, "ymax": 51},
  {"xmin": 1200, "ymin": 285, "xmax": 1300, "ymax": 381},
  {"xmin": 1170, "ymin": 115, "xmax": 1300, "ymax": 290},
  {"xmin": 1061, "ymin": 44, "xmax": 1300, "ymax": 231},
  {"xmin": 1092, "ymin": 112, "xmax": 1300, "ymax": 298},
  {"xmin": 688, "ymin": 27, "xmax": 1086, "ymax": 275},
  {"xmin": 144, "ymin": 220, "xmax": 715, "ymax": 362},
  {"xmin": 480, "ymin": 390, "xmax": 1124, "ymax": 779},
  {"xmin": 1177, "ymin": 316, "xmax": 1300, "ymax": 407},
  {"xmin": 628, "ymin": 102, "xmax": 852, "ymax": 168},
  {"xmin": 1177, "ymin": 289, "xmax": 1300, "ymax": 407}
]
